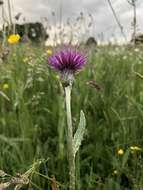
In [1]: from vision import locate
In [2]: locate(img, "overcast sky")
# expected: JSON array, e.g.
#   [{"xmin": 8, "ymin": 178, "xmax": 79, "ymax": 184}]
[{"xmin": 1, "ymin": 0, "xmax": 143, "ymax": 43}]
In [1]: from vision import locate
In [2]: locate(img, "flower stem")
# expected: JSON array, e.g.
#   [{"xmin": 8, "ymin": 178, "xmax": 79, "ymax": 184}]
[{"xmin": 65, "ymin": 85, "xmax": 75, "ymax": 190}]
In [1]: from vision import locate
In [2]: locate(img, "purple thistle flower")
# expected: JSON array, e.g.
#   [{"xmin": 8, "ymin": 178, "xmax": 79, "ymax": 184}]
[{"xmin": 48, "ymin": 46, "xmax": 86, "ymax": 86}]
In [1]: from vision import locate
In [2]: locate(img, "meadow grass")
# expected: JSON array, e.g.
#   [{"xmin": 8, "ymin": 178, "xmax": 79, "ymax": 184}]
[{"xmin": 0, "ymin": 44, "xmax": 143, "ymax": 190}]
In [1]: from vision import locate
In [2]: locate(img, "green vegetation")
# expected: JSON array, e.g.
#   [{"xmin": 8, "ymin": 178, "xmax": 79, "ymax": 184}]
[{"xmin": 0, "ymin": 44, "xmax": 143, "ymax": 189}]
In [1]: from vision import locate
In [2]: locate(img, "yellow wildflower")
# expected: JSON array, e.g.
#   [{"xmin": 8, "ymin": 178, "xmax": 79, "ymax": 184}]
[
  {"xmin": 130, "ymin": 146, "xmax": 141, "ymax": 151},
  {"xmin": 113, "ymin": 170, "xmax": 118, "ymax": 175},
  {"xmin": 8, "ymin": 34, "xmax": 20, "ymax": 44},
  {"xmin": 117, "ymin": 149, "xmax": 124, "ymax": 155},
  {"xmin": 3, "ymin": 84, "xmax": 9, "ymax": 90},
  {"xmin": 55, "ymin": 75, "xmax": 60, "ymax": 80},
  {"xmin": 23, "ymin": 57, "xmax": 29, "ymax": 63},
  {"xmin": 47, "ymin": 49, "xmax": 52, "ymax": 56}
]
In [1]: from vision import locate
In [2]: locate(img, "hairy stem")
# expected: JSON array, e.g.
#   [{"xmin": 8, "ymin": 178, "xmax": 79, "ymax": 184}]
[{"xmin": 65, "ymin": 85, "xmax": 75, "ymax": 190}]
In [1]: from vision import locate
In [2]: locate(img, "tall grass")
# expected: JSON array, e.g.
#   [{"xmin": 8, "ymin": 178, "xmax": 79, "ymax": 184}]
[{"xmin": 0, "ymin": 44, "xmax": 143, "ymax": 189}]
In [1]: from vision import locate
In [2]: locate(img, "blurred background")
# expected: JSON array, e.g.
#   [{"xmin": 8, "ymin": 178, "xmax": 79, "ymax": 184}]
[{"xmin": 0, "ymin": 0, "xmax": 143, "ymax": 45}]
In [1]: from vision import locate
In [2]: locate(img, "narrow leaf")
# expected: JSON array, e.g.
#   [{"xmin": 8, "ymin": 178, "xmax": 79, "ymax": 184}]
[
  {"xmin": 0, "ymin": 91, "xmax": 10, "ymax": 101},
  {"xmin": 73, "ymin": 110, "xmax": 86, "ymax": 157}
]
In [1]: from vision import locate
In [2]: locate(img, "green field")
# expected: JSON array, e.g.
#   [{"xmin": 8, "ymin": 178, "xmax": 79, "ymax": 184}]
[{"xmin": 0, "ymin": 43, "xmax": 143, "ymax": 190}]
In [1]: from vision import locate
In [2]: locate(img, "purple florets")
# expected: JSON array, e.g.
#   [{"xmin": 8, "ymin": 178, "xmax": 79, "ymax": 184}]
[
  {"xmin": 48, "ymin": 47, "xmax": 86, "ymax": 85},
  {"xmin": 49, "ymin": 48, "xmax": 86, "ymax": 73}
]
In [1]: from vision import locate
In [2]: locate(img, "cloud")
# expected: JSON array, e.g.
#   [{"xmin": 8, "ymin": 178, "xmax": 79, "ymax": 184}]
[{"xmin": 1, "ymin": 0, "xmax": 143, "ymax": 42}]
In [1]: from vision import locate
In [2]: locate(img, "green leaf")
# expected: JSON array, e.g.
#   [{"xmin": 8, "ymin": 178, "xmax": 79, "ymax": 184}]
[
  {"xmin": 0, "ymin": 91, "xmax": 10, "ymax": 101},
  {"xmin": 121, "ymin": 149, "xmax": 130, "ymax": 169},
  {"xmin": 73, "ymin": 110, "xmax": 86, "ymax": 157}
]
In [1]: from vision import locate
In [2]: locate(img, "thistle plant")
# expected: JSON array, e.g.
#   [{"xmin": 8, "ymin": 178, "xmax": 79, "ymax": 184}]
[{"xmin": 48, "ymin": 46, "xmax": 86, "ymax": 190}]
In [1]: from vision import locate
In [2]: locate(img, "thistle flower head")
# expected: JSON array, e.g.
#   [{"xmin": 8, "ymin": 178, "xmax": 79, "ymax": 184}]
[{"xmin": 48, "ymin": 46, "xmax": 86, "ymax": 86}]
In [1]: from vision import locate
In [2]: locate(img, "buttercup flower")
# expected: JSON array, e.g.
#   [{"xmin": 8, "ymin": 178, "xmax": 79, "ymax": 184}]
[
  {"xmin": 23, "ymin": 57, "xmax": 29, "ymax": 63},
  {"xmin": 8, "ymin": 34, "xmax": 20, "ymax": 44},
  {"xmin": 112, "ymin": 170, "xmax": 118, "ymax": 175},
  {"xmin": 130, "ymin": 146, "xmax": 141, "ymax": 151},
  {"xmin": 3, "ymin": 83, "xmax": 9, "ymax": 90},
  {"xmin": 47, "ymin": 49, "xmax": 53, "ymax": 56},
  {"xmin": 117, "ymin": 149, "xmax": 124, "ymax": 155},
  {"xmin": 48, "ymin": 46, "xmax": 86, "ymax": 85}
]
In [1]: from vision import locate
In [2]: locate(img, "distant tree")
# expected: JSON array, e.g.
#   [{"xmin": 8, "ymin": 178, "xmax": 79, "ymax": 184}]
[
  {"xmin": 86, "ymin": 37, "xmax": 97, "ymax": 46},
  {"xmin": 131, "ymin": 34, "xmax": 143, "ymax": 44},
  {"xmin": 3, "ymin": 22, "xmax": 49, "ymax": 43},
  {"xmin": 0, "ymin": 0, "xmax": 3, "ymax": 5}
]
